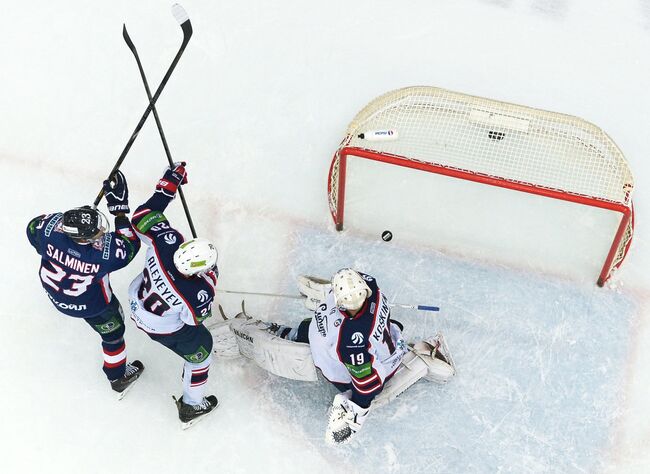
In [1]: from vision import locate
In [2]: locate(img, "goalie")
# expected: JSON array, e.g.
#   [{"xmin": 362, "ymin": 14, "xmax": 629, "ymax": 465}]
[{"xmin": 226, "ymin": 268, "xmax": 456, "ymax": 445}]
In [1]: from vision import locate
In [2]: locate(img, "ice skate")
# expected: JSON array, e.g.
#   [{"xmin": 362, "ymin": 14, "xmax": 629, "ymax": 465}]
[
  {"xmin": 110, "ymin": 360, "xmax": 145, "ymax": 400},
  {"xmin": 173, "ymin": 394, "xmax": 219, "ymax": 429}
]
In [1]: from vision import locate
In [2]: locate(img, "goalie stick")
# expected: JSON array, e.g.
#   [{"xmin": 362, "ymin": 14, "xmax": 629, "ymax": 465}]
[
  {"xmin": 215, "ymin": 289, "xmax": 440, "ymax": 312},
  {"xmin": 122, "ymin": 18, "xmax": 197, "ymax": 238},
  {"xmin": 93, "ymin": 4, "xmax": 193, "ymax": 209}
]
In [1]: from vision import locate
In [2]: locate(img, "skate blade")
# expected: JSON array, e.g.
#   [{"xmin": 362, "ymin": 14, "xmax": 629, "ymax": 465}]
[
  {"xmin": 173, "ymin": 396, "xmax": 219, "ymax": 430},
  {"xmin": 179, "ymin": 408, "xmax": 217, "ymax": 430},
  {"xmin": 115, "ymin": 376, "xmax": 141, "ymax": 401}
]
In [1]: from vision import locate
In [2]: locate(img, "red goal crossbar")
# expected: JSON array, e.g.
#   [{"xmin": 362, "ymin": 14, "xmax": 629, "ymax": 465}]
[{"xmin": 327, "ymin": 87, "xmax": 635, "ymax": 287}]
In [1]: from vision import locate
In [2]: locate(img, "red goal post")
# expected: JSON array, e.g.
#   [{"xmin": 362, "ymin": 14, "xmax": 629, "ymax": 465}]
[{"xmin": 328, "ymin": 86, "xmax": 634, "ymax": 286}]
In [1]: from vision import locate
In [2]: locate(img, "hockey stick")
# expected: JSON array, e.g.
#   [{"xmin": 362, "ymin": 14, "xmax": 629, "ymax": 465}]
[
  {"xmin": 122, "ymin": 22, "xmax": 197, "ymax": 238},
  {"xmin": 216, "ymin": 288, "xmax": 440, "ymax": 312},
  {"xmin": 93, "ymin": 4, "xmax": 193, "ymax": 209}
]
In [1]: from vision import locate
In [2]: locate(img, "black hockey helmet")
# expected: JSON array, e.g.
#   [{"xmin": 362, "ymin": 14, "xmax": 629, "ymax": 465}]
[{"xmin": 61, "ymin": 206, "xmax": 109, "ymax": 241}]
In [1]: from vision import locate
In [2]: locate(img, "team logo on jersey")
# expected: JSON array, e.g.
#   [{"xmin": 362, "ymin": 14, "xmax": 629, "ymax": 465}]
[
  {"xmin": 163, "ymin": 233, "xmax": 177, "ymax": 245},
  {"xmin": 197, "ymin": 290, "xmax": 209, "ymax": 302},
  {"xmin": 351, "ymin": 332, "xmax": 364, "ymax": 344}
]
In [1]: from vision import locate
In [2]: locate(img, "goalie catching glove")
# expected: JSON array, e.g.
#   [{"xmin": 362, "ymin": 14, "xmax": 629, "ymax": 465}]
[
  {"xmin": 325, "ymin": 390, "xmax": 370, "ymax": 445},
  {"xmin": 297, "ymin": 275, "xmax": 330, "ymax": 310}
]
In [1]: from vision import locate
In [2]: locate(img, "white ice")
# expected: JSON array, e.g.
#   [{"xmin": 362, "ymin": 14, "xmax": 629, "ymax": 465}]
[{"xmin": 1, "ymin": 1, "xmax": 649, "ymax": 473}]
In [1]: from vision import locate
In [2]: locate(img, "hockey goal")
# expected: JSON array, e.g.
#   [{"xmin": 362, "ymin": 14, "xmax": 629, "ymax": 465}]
[{"xmin": 328, "ymin": 86, "xmax": 634, "ymax": 286}]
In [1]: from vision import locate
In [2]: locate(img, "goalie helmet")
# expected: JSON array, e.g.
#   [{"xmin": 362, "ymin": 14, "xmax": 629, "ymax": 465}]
[
  {"xmin": 173, "ymin": 238, "xmax": 218, "ymax": 277},
  {"xmin": 331, "ymin": 268, "xmax": 371, "ymax": 312},
  {"xmin": 61, "ymin": 206, "xmax": 109, "ymax": 241}
]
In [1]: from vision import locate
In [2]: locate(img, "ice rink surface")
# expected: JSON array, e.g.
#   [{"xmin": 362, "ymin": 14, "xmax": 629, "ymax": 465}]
[{"xmin": 2, "ymin": 1, "xmax": 650, "ymax": 473}]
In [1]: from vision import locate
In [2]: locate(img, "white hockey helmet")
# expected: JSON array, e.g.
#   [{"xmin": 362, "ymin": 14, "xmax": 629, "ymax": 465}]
[
  {"xmin": 331, "ymin": 268, "xmax": 371, "ymax": 311},
  {"xmin": 173, "ymin": 238, "xmax": 218, "ymax": 276}
]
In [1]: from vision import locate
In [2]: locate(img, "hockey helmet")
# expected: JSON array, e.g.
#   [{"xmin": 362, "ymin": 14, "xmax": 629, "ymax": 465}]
[
  {"xmin": 61, "ymin": 206, "xmax": 109, "ymax": 241},
  {"xmin": 331, "ymin": 268, "xmax": 371, "ymax": 312},
  {"xmin": 173, "ymin": 237, "xmax": 218, "ymax": 276}
]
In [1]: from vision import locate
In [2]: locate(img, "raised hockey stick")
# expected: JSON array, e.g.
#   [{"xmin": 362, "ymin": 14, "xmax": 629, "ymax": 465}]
[
  {"xmin": 216, "ymin": 288, "xmax": 440, "ymax": 312},
  {"xmin": 93, "ymin": 4, "xmax": 193, "ymax": 209},
  {"xmin": 122, "ymin": 21, "xmax": 197, "ymax": 238}
]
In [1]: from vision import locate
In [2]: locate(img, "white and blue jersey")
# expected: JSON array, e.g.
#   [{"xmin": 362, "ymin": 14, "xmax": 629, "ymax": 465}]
[
  {"xmin": 128, "ymin": 193, "xmax": 217, "ymax": 335},
  {"xmin": 308, "ymin": 273, "xmax": 405, "ymax": 406},
  {"xmin": 26, "ymin": 213, "xmax": 140, "ymax": 318}
]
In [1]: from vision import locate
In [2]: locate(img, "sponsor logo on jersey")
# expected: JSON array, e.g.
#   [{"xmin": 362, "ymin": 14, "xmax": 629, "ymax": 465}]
[
  {"xmin": 315, "ymin": 310, "xmax": 328, "ymax": 337},
  {"xmin": 130, "ymin": 300, "xmax": 138, "ymax": 312},
  {"xmin": 334, "ymin": 319, "xmax": 342, "ymax": 327},
  {"xmin": 163, "ymin": 233, "xmax": 177, "ymax": 245},
  {"xmin": 44, "ymin": 213, "xmax": 62, "ymax": 237},
  {"xmin": 361, "ymin": 274, "xmax": 373, "ymax": 282},
  {"xmin": 67, "ymin": 248, "xmax": 81, "ymax": 258},
  {"xmin": 47, "ymin": 293, "xmax": 87, "ymax": 311},
  {"xmin": 197, "ymin": 290, "xmax": 209, "ymax": 302},
  {"xmin": 136, "ymin": 211, "xmax": 166, "ymax": 233},
  {"xmin": 100, "ymin": 233, "xmax": 112, "ymax": 258},
  {"xmin": 351, "ymin": 332, "xmax": 364, "ymax": 344}
]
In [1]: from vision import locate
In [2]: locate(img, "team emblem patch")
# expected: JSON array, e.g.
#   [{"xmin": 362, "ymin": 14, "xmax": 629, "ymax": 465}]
[
  {"xmin": 185, "ymin": 346, "xmax": 210, "ymax": 363},
  {"xmin": 197, "ymin": 290, "xmax": 209, "ymax": 302},
  {"xmin": 351, "ymin": 332, "xmax": 364, "ymax": 344},
  {"xmin": 94, "ymin": 317, "xmax": 121, "ymax": 335},
  {"xmin": 163, "ymin": 233, "xmax": 177, "ymax": 245}
]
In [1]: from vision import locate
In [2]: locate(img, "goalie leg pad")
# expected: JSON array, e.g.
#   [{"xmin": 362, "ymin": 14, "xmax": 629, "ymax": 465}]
[
  {"xmin": 208, "ymin": 319, "xmax": 241, "ymax": 358},
  {"xmin": 412, "ymin": 332, "xmax": 456, "ymax": 384},
  {"xmin": 371, "ymin": 351, "xmax": 428, "ymax": 409},
  {"xmin": 230, "ymin": 319, "xmax": 318, "ymax": 382}
]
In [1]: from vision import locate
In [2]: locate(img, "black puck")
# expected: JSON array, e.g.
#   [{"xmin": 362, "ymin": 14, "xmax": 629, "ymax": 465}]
[{"xmin": 381, "ymin": 230, "xmax": 393, "ymax": 242}]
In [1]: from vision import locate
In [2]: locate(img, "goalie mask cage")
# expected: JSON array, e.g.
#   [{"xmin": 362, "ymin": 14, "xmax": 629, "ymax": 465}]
[{"xmin": 328, "ymin": 86, "xmax": 634, "ymax": 286}]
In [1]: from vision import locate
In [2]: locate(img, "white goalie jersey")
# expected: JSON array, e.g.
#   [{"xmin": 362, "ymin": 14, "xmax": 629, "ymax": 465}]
[{"xmin": 309, "ymin": 284, "xmax": 406, "ymax": 398}]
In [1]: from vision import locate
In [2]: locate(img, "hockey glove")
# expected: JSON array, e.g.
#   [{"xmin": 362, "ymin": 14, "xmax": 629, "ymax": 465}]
[
  {"xmin": 297, "ymin": 275, "xmax": 331, "ymax": 311},
  {"xmin": 325, "ymin": 391, "xmax": 370, "ymax": 445},
  {"xmin": 156, "ymin": 162, "xmax": 188, "ymax": 198},
  {"xmin": 103, "ymin": 170, "xmax": 130, "ymax": 215}
]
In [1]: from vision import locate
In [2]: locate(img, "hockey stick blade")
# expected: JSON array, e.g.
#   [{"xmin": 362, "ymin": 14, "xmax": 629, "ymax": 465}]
[
  {"xmin": 93, "ymin": 5, "xmax": 192, "ymax": 208},
  {"xmin": 171, "ymin": 3, "xmax": 190, "ymax": 25}
]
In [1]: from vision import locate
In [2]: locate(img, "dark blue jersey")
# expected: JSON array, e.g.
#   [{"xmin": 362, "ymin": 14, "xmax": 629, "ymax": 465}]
[
  {"xmin": 26, "ymin": 213, "xmax": 140, "ymax": 318},
  {"xmin": 130, "ymin": 193, "xmax": 217, "ymax": 330}
]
